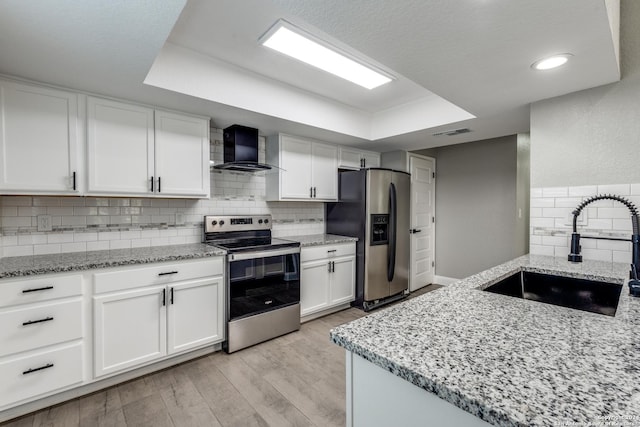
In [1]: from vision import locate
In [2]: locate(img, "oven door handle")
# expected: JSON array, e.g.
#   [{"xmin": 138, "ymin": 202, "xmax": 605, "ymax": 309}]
[{"xmin": 228, "ymin": 246, "xmax": 300, "ymax": 261}]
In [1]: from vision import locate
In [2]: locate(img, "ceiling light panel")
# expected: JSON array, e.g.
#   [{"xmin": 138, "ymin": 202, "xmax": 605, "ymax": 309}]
[{"xmin": 260, "ymin": 20, "xmax": 393, "ymax": 90}]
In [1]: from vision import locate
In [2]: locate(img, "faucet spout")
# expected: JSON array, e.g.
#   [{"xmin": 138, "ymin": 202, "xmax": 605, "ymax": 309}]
[{"xmin": 567, "ymin": 194, "xmax": 640, "ymax": 291}]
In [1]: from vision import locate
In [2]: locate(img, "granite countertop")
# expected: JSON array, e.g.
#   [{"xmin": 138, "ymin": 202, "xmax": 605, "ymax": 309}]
[
  {"xmin": 0, "ymin": 243, "xmax": 226, "ymax": 279},
  {"xmin": 286, "ymin": 233, "xmax": 358, "ymax": 247},
  {"xmin": 330, "ymin": 254, "xmax": 640, "ymax": 426}
]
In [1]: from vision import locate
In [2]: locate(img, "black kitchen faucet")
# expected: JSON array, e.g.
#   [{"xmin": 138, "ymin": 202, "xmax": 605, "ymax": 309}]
[{"xmin": 567, "ymin": 194, "xmax": 640, "ymax": 296}]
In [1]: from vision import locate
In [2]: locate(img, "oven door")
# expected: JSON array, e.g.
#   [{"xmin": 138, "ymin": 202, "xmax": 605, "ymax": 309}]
[{"xmin": 228, "ymin": 247, "xmax": 300, "ymax": 321}]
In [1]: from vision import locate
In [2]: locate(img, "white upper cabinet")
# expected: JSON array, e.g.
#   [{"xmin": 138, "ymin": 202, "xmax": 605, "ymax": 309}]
[
  {"xmin": 266, "ymin": 133, "xmax": 337, "ymax": 201},
  {"xmin": 154, "ymin": 110, "xmax": 210, "ymax": 198},
  {"xmin": 338, "ymin": 146, "xmax": 380, "ymax": 170},
  {"xmin": 87, "ymin": 97, "xmax": 154, "ymax": 195},
  {"xmin": 0, "ymin": 80, "xmax": 80, "ymax": 194},
  {"xmin": 87, "ymin": 97, "xmax": 210, "ymax": 198}
]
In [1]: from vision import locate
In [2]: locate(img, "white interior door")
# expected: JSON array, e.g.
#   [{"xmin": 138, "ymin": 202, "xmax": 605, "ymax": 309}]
[{"xmin": 409, "ymin": 155, "xmax": 435, "ymax": 291}]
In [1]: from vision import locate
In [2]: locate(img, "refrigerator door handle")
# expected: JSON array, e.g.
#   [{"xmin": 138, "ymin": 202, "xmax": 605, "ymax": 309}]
[{"xmin": 388, "ymin": 182, "xmax": 397, "ymax": 282}]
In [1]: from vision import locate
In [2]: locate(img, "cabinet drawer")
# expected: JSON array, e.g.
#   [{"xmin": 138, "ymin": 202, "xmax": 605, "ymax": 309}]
[
  {"xmin": 301, "ymin": 242, "xmax": 356, "ymax": 263},
  {"xmin": 94, "ymin": 257, "xmax": 224, "ymax": 294},
  {"xmin": 0, "ymin": 342, "xmax": 83, "ymax": 408},
  {"xmin": 0, "ymin": 299, "xmax": 83, "ymax": 357},
  {"xmin": 0, "ymin": 275, "xmax": 82, "ymax": 309}
]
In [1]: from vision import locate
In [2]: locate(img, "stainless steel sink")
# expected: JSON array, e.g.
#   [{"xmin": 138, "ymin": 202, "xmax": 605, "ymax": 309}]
[{"xmin": 483, "ymin": 271, "xmax": 622, "ymax": 316}]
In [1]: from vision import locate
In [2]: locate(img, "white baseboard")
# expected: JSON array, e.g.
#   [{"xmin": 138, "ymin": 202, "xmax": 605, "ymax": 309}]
[{"xmin": 434, "ymin": 275, "xmax": 459, "ymax": 286}]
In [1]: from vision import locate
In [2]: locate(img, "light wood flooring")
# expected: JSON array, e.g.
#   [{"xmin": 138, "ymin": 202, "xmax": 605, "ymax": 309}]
[{"xmin": 1, "ymin": 284, "xmax": 442, "ymax": 427}]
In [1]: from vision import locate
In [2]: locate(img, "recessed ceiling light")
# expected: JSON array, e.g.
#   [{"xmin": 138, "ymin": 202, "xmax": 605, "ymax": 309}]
[
  {"xmin": 260, "ymin": 20, "xmax": 393, "ymax": 90},
  {"xmin": 531, "ymin": 53, "xmax": 573, "ymax": 71}
]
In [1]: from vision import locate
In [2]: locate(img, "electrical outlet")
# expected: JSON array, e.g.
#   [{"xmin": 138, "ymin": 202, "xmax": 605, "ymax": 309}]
[
  {"xmin": 37, "ymin": 215, "xmax": 52, "ymax": 232},
  {"xmin": 175, "ymin": 213, "xmax": 185, "ymax": 226}
]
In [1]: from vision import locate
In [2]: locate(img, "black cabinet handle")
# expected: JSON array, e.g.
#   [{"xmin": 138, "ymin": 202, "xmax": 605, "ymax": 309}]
[
  {"xmin": 23, "ymin": 363, "xmax": 54, "ymax": 375},
  {"xmin": 313, "ymin": 187, "xmax": 316, "ymax": 198},
  {"xmin": 162, "ymin": 288, "xmax": 166, "ymax": 306},
  {"xmin": 72, "ymin": 171, "xmax": 76, "ymax": 190},
  {"xmin": 328, "ymin": 262, "xmax": 332, "ymax": 273},
  {"xmin": 22, "ymin": 316, "xmax": 54, "ymax": 326},
  {"xmin": 170, "ymin": 288, "xmax": 174, "ymax": 305},
  {"xmin": 331, "ymin": 261, "xmax": 335, "ymax": 272},
  {"xmin": 410, "ymin": 229, "xmax": 422, "ymax": 234},
  {"xmin": 158, "ymin": 271, "xmax": 178, "ymax": 276},
  {"xmin": 310, "ymin": 187, "xmax": 313, "ymax": 198},
  {"xmin": 327, "ymin": 249, "xmax": 337, "ymax": 253},
  {"xmin": 22, "ymin": 286, "xmax": 54, "ymax": 294},
  {"xmin": 158, "ymin": 177, "xmax": 161, "ymax": 193},
  {"xmin": 150, "ymin": 176, "xmax": 154, "ymax": 192}
]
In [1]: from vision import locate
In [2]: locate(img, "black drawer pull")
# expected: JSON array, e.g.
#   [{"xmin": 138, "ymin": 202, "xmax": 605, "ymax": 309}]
[
  {"xmin": 327, "ymin": 249, "xmax": 337, "ymax": 253},
  {"xmin": 22, "ymin": 316, "xmax": 54, "ymax": 326},
  {"xmin": 23, "ymin": 363, "xmax": 54, "ymax": 375},
  {"xmin": 170, "ymin": 287, "xmax": 174, "ymax": 305},
  {"xmin": 158, "ymin": 271, "xmax": 178, "ymax": 276},
  {"xmin": 22, "ymin": 286, "xmax": 54, "ymax": 294}
]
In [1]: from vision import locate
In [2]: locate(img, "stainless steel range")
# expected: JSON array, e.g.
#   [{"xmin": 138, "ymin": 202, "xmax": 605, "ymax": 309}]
[{"xmin": 204, "ymin": 215, "xmax": 301, "ymax": 353}]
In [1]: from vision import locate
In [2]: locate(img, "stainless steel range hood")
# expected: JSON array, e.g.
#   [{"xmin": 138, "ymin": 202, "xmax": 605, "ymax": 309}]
[{"xmin": 213, "ymin": 125, "xmax": 273, "ymax": 172}]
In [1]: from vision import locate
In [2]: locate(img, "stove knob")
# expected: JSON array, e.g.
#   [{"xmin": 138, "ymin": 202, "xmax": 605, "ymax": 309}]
[
  {"xmin": 264, "ymin": 219, "xmax": 269, "ymax": 224},
  {"xmin": 211, "ymin": 220, "xmax": 217, "ymax": 226},
  {"xmin": 258, "ymin": 219, "xmax": 263, "ymax": 224},
  {"xmin": 219, "ymin": 220, "xmax": 225, "ymax": 226}
]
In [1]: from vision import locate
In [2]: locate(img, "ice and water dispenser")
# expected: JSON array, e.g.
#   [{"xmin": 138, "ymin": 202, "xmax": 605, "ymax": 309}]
[{"xmin": 370, "ymin": 214, "xmax": 389, "ymax": 245}]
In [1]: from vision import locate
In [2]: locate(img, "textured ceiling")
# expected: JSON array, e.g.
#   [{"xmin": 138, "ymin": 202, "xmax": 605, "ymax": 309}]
[{"xmin": 0, "ymin": 0, "xmax": 621, "ymax": 151}]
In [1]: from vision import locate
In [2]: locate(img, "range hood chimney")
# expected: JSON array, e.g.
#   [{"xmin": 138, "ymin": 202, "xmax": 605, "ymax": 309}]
[{"xmin": 213, "ymin": 125, "xmax": 272, "ymax": 172}]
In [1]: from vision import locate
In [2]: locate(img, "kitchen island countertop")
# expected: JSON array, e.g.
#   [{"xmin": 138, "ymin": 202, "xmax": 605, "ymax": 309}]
[
  {"xmin": 330, "ymin": 254, "xmax": 640, "ymax": 426},
  {"xmin": 0, "ymin": 243, "xmax": 226, "ymax": 279}
]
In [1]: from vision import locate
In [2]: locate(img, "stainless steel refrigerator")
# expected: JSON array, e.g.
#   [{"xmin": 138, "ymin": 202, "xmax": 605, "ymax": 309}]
[{"xmin": 326, "ymin": 168, "xmax": 410, "ymax": 311}]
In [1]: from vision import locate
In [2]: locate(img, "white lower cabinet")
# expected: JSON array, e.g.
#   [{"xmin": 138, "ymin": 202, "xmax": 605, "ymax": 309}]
[
  {"xmin": 93, "ymin": 285, "xmax": 167, "ymax": 378},
  {"xmin": 0, "ymin": 274, "xmax": 85, "ymax": 411},
  {"xmin": 93, "ymin": 258, "xmax": 225, "ymax": 378},
  {"xmin": 300, "ymin": 242, "xmax": 356, "ymax": 317},
  {"xmin": 167, "ymin": 277, "xmax": 224, "ymax": 354}
]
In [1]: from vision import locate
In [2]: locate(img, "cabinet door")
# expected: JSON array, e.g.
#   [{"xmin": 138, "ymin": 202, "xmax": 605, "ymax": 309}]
[
  {"xmin": 330, "ymin": 256, "xmax": 356, "ymax": 305},
  {"xmin": 280, "ymin": 135, "xmax": 313, "ymax": 199},
  {"xmin": 362, "ymin": 152, "xmax": 381, "ymax": 168},
  {"xmin": 0, "ymin": 80, "xmax": 79, "ymax": 193},
  {"xmin": 300, "ymin": 260, "xmax": 331, "ymax": 316},
  {"xmin": 93, "ymin": 286, "xmax": 167, "ymax": 378},
  {"xmin": 87, "ymin": 97, "xmax": 154, "ymax": 196},
  {"xmin": 311, "ymin": 142, "xmax": 338, "ymax": 200},
  {"xmin": 167, "ymin": 277, "xmax": 224, "ymax": 354},
  {"xmin": 338, "ymin": 147, "xmax": 363, "ymax": 170},
  {"xmin": 154, "ymin": 110, "xmax": 209, "ymax": 198}
]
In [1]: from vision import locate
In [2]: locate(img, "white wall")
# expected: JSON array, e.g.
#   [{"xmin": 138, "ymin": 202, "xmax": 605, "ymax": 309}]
[
  {"xmin": 415, "ymin": 135, "xmax": 529, "ymax": 279},
  {"xmin": 530, "ymin": 0, "xmax": 640, "ymax": 188},
  {"xmin": 0, "ymin": 132, "xmax": 324, "ymax": 257},
  {"xmin": 529, "ymin": 0, "xmax": 640, "ymax": 262}
]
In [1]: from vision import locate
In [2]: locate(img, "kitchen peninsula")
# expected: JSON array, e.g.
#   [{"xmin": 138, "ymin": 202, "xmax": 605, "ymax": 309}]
[{"xmin": 331, "ymin": 255, "xmax": 640, "ymax": 426}]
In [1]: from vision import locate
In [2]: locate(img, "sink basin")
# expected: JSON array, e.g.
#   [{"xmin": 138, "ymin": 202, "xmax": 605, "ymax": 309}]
[{"xmin": 483, "ymin": 271, "xmax": 622, "ymax": 316}]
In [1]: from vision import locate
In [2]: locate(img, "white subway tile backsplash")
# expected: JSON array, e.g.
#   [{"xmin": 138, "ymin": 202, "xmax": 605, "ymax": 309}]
[
  {"xmin": 34, "ymin": 244, "xmax": 61, "ymax": 255},
  {"xmin": 87, "ymin": 241, "xmax": 110, "ymax": 251},
  {"xmin": 47, "ymin": 233, "xmax": 74, "ymax": 244},
  {"xmin": 60, "ymin": 242, "xmax": 86, "ymax": 253},
  {"xmin": 109, "ymin": 240, "xmax": 131, "ymax": 250},
  {"xmin": 597, "ymin": 184, "xmax": 630, "ymax": 196},
  {"xmin": 530, "ymin": 198, "xmax": 555, "ymax": 208},
  {"xmin": 542, "ymin": 187, "xmax": 568, "ymax": 197},
  {"xmin": 597, "ymin": 207, "xmax": 632, "ymax": 219},
  {"xmin": 568, "ymin": 185, "xmax": 597, "ymax": 197},
  {"xmin": 4, "ymin": 245, "xmax": 34, "ymax": 257},
  {"xmin": 131, "ymin": 239, "xmax": 151, "ymax": 248},
  {"xmin": 74, "ymin": 232, "xmax": 98, "ymax": 242},
  {"xmin": 3, "ymin": 196, "xmax": 32, "ymax": 207},
  {"xmin": 531, "ymin": 183, "xmax": 640, "ymax": 264}
]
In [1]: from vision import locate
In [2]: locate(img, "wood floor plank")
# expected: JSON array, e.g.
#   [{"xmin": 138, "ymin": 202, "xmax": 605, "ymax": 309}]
[
  {"xmin": 117, "ymin": 376, "xmax": 157, "ymax": 407},
  {"xmin": 78, "ymin": 408, "xmax": 126, "ymax": 427},
  {"xmin": 214, "ymin": 355, "xmax": 314, "ymax": 427},
  {"xmin": 32, "ymin": 399, "xmax": 79, "ymax": 427},
  {"xmin": 77, "ymin": 388, "xmax": 122, "ymax": 421},
  {"xmin": 121, "ymin": 394, "xmax": 174, "ymax": 427},
  {"xmin": 0, "ymin": 414, "xmax": 34, "ymax": 427}
]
